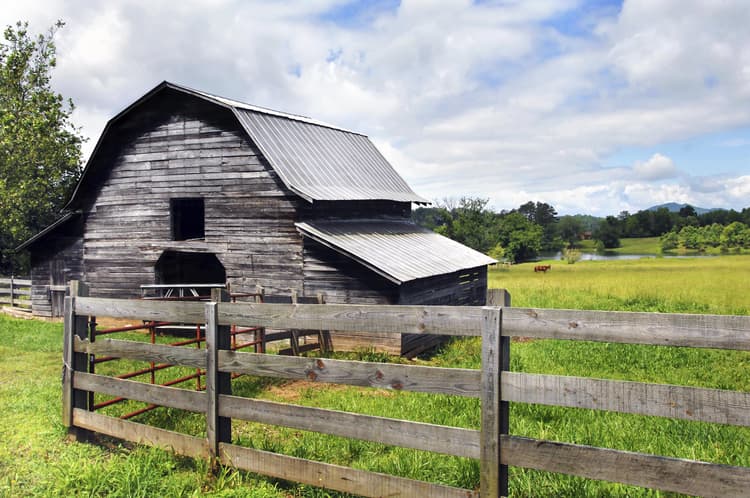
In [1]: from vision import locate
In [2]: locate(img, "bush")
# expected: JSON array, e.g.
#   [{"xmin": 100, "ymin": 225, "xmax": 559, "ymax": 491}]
[
  {"xmin": 563, "ymin": 247, "xmax": 582, "ymax": 264},
  {"xmin": 659, "ymin": 231, "xmax": 678, "ymax": 251}
]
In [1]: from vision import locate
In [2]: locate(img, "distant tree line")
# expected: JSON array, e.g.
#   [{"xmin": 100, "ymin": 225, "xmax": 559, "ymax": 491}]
[
  {"xmin": 660, "ymin": 222, "xmax": 750, "ymax": 252},
  {"xmin": 593, "ymin": 206, "xmax": 750, "ymax": 249},
  {"xmin": 414, "ymin": 199, "xmax": 750, "ymax": 261}
]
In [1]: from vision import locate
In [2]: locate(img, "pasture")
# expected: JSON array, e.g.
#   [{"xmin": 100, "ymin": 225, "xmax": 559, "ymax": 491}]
[{"xmin": 1, "ymin": 255, "xmax": 749, "ymax": 497}]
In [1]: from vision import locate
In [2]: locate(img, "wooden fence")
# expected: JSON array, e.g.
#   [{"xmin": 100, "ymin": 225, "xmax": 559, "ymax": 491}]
[
  {"xmin": 0, "ymin": 276, "xmax": 31, "ymax": 308},
  {"xmin": 63, "ymin": 282, "xmax": 750, "ymax": 497}
]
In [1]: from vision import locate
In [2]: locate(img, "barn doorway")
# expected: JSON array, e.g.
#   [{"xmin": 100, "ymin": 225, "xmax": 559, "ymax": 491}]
[{"xmin": 154, "ymin": 251, "xmax": 226, "ymax": 296}]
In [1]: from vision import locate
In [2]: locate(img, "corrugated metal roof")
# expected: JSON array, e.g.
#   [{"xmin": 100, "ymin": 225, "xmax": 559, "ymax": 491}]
[
  {"xmin": 295, "ymin": 220, "xmax": 496, "ymax": 284},
  {"xmin": 235, "ymin": 109, "xmax": 428, "ymax": 203},
  {"xmin": 65, "ymin": 81, "xmax": 428, "ymax": 209}
]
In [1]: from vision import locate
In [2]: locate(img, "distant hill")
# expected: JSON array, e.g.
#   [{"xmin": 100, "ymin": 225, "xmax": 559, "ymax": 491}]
[{"xmin": 646, "ymin": 202, "xmax": 717, "ymax": 215}]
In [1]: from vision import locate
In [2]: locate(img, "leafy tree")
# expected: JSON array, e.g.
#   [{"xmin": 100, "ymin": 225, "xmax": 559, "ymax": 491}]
[
  {"xmin": 593, "ymin": 216, "xmax": 620, "ymax": 249},
  {"xmin": 558, "ymin": 215, "xmax": 583, "ymax": 247},
  {"xmin": 721, "ymin": 222, "xmax": 749, "ymax": 249},
  {"xmin": 0, "ymin": 20, "xmax": 83, "ymax": 274},
  {"xmin": 659, "ymin": 231, "xmax": 678, "ymax": 251},
  {"xmin": 432, "ymin": 197, "xmax": 500, "ymax": 254},
  {"xmin": 497, "ymin": 212, "xmax": 542, "ymax": 262},
  {"xmin": 412, "ymin": 206, "xmax": 451, "ymax": 231},
  {"xmin": 516, "ymin": 201, "xmax": 559, "ymax": 250},
  {"xmin": 678, "ymin": 204, "xmax": 697, "ymax": 218},
  {"xmin": 678, "ymin": 225, "xmax": 703, "ymax": 250},
  {"xmin": 487, "ymin": 243, "xmax": 505, "ymax": 262},
  {"xmin": 652, "ymin": 207, "xmax": 674, "ymax": 235}
]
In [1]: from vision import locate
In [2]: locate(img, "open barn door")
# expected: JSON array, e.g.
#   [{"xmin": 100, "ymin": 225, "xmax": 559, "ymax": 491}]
[{"xmin": 154, "ymin": 251, "xmax": 226, "ymax": 297}]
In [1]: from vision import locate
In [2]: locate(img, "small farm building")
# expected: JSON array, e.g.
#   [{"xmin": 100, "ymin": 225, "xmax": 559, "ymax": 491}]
[{"xmin": 19, "ymin": 81, "xmax": 494, "ymax": 355}]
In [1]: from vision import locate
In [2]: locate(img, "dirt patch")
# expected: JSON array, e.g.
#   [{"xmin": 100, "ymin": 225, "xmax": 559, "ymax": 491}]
[
  {"xmin": 265, "ymin": 379, "xmax": 397, "ymax": 402},
  {"xmin": 94, "ymin": 316, "xmax": 146, "ymax": 330}
]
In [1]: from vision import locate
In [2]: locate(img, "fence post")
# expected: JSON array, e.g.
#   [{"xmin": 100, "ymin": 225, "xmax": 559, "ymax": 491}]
[
  {"xmin": 62, "ymin": 280, "xmax": 90, "ymax": 439},
  {"xmin": 9, "ymin": 275, "xmax": 14, "ymax": 307},
  {"xmin": 207, "ymin": 289, "xmax": 232, "ymax": 466},
  {"xmin": 482, "ymin": 289, "xmax": 510, "ymax": 497}
]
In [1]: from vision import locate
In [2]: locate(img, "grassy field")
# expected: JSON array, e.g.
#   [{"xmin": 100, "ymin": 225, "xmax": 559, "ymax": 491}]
[
  {"xmin": 578, "ymin": 236, "xmax": 661, "ymax": 254},
  {"xmin": 1, "ymin": 254, "xmax": 749, "ymax": 496},
  {"xmin": 494, "ymin": 254, "xmax": 750, "ymax": 315}
]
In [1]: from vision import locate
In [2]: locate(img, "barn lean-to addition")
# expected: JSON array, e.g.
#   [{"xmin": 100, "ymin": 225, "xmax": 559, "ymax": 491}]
[{"xmin": 18, "ymin": 81, "xmax": 494, "ymax": 356}]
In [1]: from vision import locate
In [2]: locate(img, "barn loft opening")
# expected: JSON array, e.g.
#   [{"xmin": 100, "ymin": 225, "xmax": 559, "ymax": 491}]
[
  {"xmin": 171, "ymin": 198, "xmax": 205, "ymax": 240},
  {"xmin": 155, "ymin": 251, "xmax": 225, "ymax": 291}
]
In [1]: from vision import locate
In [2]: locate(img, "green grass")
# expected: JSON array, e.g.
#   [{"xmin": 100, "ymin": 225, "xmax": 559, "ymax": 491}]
[
  {"xmin": 577, "ymin": 236, "xmax": 662, "ymax": 254},
  {"xmin": 491, "ymin": 254, "xmax": 750, "ymax": 315},
  {"xmin": 2, "ymin": 255, "xmax": 750, "ymax": 496}
]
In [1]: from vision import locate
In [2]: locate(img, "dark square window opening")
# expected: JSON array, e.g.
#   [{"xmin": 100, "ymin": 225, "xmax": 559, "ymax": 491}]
[{"xmin": 171, "ymin": 198, "xmax": 205, "ymax": 240}]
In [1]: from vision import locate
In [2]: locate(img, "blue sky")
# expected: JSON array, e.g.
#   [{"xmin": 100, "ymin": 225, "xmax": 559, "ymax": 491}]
[{"xmin": 2, "ymin": 0, "xmax": 748, "ymax": 215}]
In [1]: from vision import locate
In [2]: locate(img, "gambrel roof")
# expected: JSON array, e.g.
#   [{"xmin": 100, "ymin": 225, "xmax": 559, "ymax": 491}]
[{"xmin": 66, "ymin": 81, "xmax": 427, "ymax": 208}]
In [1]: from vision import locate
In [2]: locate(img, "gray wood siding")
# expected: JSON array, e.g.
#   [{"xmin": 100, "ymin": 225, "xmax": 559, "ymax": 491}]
[
  {"xmin": 301, "ymin": 239, "xmax": 397, "ymax": 305},
  {"xmin": 82, "ymin": 94, "xmax": 304, "ymax": 299},
  {"xmin": 398, "ymin": 267, "xmax": 488, "ymax": 357},
  {"xmin": 301, "ymin": 239, "xmax": 401, "ymax": 354},
  {"xmin": 29, "ymin": 218, "xmax": 84, "ymax": 317}
]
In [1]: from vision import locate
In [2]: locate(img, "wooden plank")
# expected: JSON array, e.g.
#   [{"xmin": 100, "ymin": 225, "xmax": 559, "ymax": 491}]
[
  {"xmin": 217, "ymin": 350, "xmax": 481, "ymax": 397},
  {"xmin": 205, "ymin": 290, "xmax": 231, "ymax": 464},
  {"xmin": 218, "ymin": 302, "xmax": 484, "ymax": 336},
  {"xmin": 220, "ymin": 442, "xmax": 479, "ymax": 498},
  {"xmin": 62, "ymin": 296, "xmax": 74, "ymax": 427},
  {"xmin": 503, "ymin": 307, "xmax": 750, "ymax": 350},
  {"xmin": 219, "ymin": 395, "xmax": 480, "ymax": 458},
  {"xmin": 0, "ymin": 278, "xmax": 30, "ymax": 285},
  {"xmin": 74, "ymin": 372, "xmax": 205, "ymax": 413},
  {"xmin": 502, "ymin": 435, "xmax": 750, "ymax": 498},
  {"xmin": 480, "ymin": 306, "xmax": 506, "ymax": 497},
  {"xmin": 502, "ymin": 372, "xmax": 750, "ymax": 427},
  {"xmin": 73, "ymin": 409, "xmax": 208, "ymax": 460},
  {"xmin": 74, "ymin": 337, "xmax": 206, "ymax": 369},
  {"xmin": 70, "ymin": 282, "xmax": 90, "ymax": 433},
  {"xmin": 75, "ymin": 297, "xmax": 206, "ymax": 323}
]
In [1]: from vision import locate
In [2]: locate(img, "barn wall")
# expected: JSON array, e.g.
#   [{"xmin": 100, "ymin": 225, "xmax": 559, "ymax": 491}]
[
  {"xmin": 301, "ymin": 239, "xmax": 401, "ymax": 354},
  {"xmin": 398, "ymin": 266, "xmax": 488, "ymax": 357},
  {"xmin": 79, "ymin": 92, "xmax": 304, "ymax": 299},
  {"xmin": 29, "ymin": 218, "xmax": 84, "ymax": 317}
]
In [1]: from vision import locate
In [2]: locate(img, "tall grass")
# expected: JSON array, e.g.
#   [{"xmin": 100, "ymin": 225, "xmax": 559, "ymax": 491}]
[{"xmin": 490, "ymin": 255, "xmax": 750, "ymax": 315}]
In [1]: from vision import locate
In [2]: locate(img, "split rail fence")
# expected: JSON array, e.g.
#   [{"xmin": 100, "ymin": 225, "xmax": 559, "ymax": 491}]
[
  {"xmin": 63, "ymin": 282, "xmax": 750, "ymax": 497},
  {"xmin": 0, "ymin": 276, "xmax": 31, "ymax": 309}
]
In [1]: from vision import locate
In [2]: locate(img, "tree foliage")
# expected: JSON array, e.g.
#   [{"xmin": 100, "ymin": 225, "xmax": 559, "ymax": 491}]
[
  {"xmin": 413, "ymin": 198, "xmax": 548, "ymax": 263},
  {"xmin": 0, "ymin": 20, "xmax": 83, "ymax": 274},
  {"xmin": 593, "ymin": 216, "xmax": 621, "ymax": 249},
  {"xmin": 496, "ymin": 212, "xmax": 543, "ymax": 262}
]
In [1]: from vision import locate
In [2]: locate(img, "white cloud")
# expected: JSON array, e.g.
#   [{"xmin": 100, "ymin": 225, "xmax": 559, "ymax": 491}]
[
  {"xmin": 1, "ymin": 0, "xmax": 749, "ymax": 216},
  {"xmin": 632, "ymin": 153, "xmax": 678, "ymax": 181}
]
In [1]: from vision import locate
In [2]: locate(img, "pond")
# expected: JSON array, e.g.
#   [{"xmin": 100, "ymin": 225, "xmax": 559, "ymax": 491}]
[{"xmin": 538, "ymin": 251, "xmax": 717, "ymax": 261}]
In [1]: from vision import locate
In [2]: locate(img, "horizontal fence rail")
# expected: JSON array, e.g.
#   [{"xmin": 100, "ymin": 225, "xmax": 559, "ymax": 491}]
[
  {"xmin": 503, "ymin": 307, "xmax": 750, "ymax": 350},
  {"xmin": 0, "ymin": 277, "xmax": 31, "ymax": 308},
  {"xmin": 63, "ymin": 284, "xmax": 750, "ymax": 497}
]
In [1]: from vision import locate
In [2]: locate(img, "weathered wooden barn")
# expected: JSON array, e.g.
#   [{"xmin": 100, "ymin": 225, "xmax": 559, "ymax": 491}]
[{"xmin": 19, "ymin": 81, "xmax": 494, "ymax": 355}]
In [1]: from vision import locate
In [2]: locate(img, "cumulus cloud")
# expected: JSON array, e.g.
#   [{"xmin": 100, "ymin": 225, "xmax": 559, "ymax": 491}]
[
  {"xmin": 1, "ymin": 0, "xmax": 749, "ymax": 216},
  {"xmin": 632, "ymin": 153, "xmax": 678, "ymax": 181}
]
